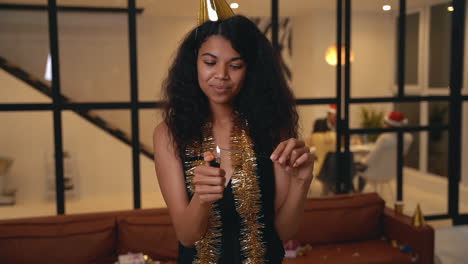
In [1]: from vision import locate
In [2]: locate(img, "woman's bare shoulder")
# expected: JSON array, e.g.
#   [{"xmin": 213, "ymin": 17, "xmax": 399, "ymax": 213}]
[
  {"xmin": 154, "ymin": 121, "xmax": 169, "ymax": 140},
  {"xmin": 153, "ymin": 121, "xmax": 176, "ymax": 156}
]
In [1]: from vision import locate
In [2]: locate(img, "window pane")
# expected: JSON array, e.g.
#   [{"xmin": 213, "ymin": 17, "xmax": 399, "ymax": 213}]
[
  {"xmin": 63, "ymin": 110, "xmax": 133, "ymax": 214},
  {"xmin": 350, "ymin": 102, "xmax": 421, "ymax": 170},
  {"xmin": 287, "ymin": 0, "xmax": 336, "ymax": 98},
  {"xmin": 0, "ymin": 65, "xmax": 52, "ymax": 103},
  {"xmin": 352, "ymin": 1, "xmax": 399, "ymax": 98},
  {"xmin": 0, "ymin": 8, "xmax": 52, "ymax": 103},
  {"xmin": 138, "ymin": 15, "xmax": 194, "ymax": 102},
  {"xmin": 57, "ymin": 5, "xmax": 130, "ymax": 102},
  {"xmin": 429, "ymin": 2, "xmax": 452, "ymax": 88},
  {"xmin": 404, "ymin": 13, "xmax": 419, "ymax": 86},
  {"xmin": 394, "ymin": 102, "xmax": 421, "ymax": 170},
  {"xmin": 402, "ymin": 132, "xmax": 448, "ymax": 216},
  {"xmin": 352, "ymin": 129, "xmax": 448, "ymax": 216},
  {"xmin": 0, "ymin": 111, "xmax": 55, "ymax": 220},
  {"xmin": 94, "ymin": 109, "xmax": 132, "ymax": 141},
  {"xmin": 140, "ymin": 108, "xmax": 165, "ymax": 209},
  {"xmin": 427, "ymin": 101, "xmax": 449, "ymax": 177},
  {"xmin": 347, "ymin": 102, "xmax": 447, "ymax": 215},
  {"xmin": 461, "ymin": 102, "xmax": 468, "ymax": 214},
  {"xmin": 465, "ymin": 2, "xmax": 468, "ymax": 96},
  {"xmin": 298, "ymin": 104, "xmax": 340, "ymax": 197}
]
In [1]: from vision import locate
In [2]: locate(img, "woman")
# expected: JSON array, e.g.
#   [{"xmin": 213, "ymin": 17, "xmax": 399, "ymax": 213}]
[{"xmin": 153, "ymin": 15, "xmax": 314, "ymax": 263}]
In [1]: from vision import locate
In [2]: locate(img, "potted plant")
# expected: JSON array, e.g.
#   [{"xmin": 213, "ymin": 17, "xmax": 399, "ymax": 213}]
[{"xmin": 360, "ymin": 107, "xmax": 384, "ymax": 142}]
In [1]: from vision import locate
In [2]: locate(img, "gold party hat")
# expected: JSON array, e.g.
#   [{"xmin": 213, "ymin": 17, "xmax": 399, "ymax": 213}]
[
  {"xmin": 412, "ymin": 203, "xmax": 426, "ymax": 227},
  {"xmin": 198, "ymin": 0, "xmax": 235, "ymax": 25}
]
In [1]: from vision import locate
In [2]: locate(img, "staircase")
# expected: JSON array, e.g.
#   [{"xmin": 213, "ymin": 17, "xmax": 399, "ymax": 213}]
[{"xmin": 0, "ymin": 56, "xmax": 153, "ymax": 159}]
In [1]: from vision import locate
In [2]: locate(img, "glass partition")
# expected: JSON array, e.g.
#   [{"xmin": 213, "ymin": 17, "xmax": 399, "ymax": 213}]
[
  {"xmin": 289, "ymin": 0, "xmax": 336, "ymax": 99},
  {"xmin": 137, "ymin": 12, "xmax": 194, "ymax": 102},
  {"xmin": 429, "ymin": 2, "xmax": 452, "ymax": 89},
  {"xmin": 0, "ymin": 65, "xmax": 52, "ymax": 104},
  {"xmin": 427, "ymin": 101, "xmax": 449, "ymax": 177},
  {"xmin": 63, "ymin": 110, "xmax": 133, "ymax": 214},
  {"xmin": 405, "ymin": 12, "xmax": 420, "ymax": 88},
  {"xmin": 351, "ymin": 1, "xmax": 400, "ymax": 98},
  {"xmin": 0, "ymin": 111, "xmax": 55, "ymax": 220},
  {"xmin": 347, "ymin": 100, "xmax": 448, "ymax": 215},
  {"xmin": 403, "ymin": 130, "xmax": 448, "ymax": 216},
  {"xmin": 465, "ymin": 0, "xmax": 468, "ymax": 96},
  {"xmin": 56, "ymin": 7, "xmax": 130, "ymax": 102},
  {"xmin": 140, "ymin": 109, "xmax": 165, "ymax": 209},
  {"xmin": 461, "ymin": 102, "xmax": 468, "ymax": 214},
  {"xmin": 298, "ymin": 104, "xmax": 338, "ymax": 197}
]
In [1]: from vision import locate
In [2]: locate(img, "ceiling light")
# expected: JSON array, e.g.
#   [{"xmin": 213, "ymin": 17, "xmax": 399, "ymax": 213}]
[
  {"xmin": 383, "ymin": 5, "xmax": 391, "ymax": 11},
  {"xmin": 448, "ymin": 6, "xmax": 454, "ymax": 12},
  {"xmin": 230, "ymin": 3, "xmax": 239, "ymax": 9},
  {"xmin": 325, "ymin": 45, "xmax": 355, "ymax": 66}
]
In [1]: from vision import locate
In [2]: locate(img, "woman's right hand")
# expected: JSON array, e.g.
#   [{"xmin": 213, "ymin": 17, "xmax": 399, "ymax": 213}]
[{"xmin": 192, "ymin": 151, "xmax": 226, "ymax": 205}]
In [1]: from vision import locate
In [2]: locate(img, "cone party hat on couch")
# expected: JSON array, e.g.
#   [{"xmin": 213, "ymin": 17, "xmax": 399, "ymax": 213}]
[
  {"xmin": 412, "ymin": 203, "xmax": 426, "ymax": 227},
  {"xmin": 198, "ymin": 0, "xmax": 235, "ymax": 25}
]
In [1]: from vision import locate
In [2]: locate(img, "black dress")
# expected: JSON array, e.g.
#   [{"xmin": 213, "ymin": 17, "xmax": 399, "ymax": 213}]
[{"xmin": 178, "ymin": 122, "xmax": 284, "ymax": 264}]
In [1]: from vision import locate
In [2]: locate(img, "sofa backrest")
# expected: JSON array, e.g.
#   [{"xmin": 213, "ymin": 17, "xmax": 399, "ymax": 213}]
[
  {"xmin": 294, "ymin": 193, "xmax": 385, "ymax": 245},
  {"xmin": 0, "ymin": 213, "xmax": 118, "ymax": 264},
  {"xmin": 116, "ymin": 209, "xmax": 179, "ymax": 260},
  {"xmin": 0, "ymin": 193, "xmax": 385, "ymax": 263},
  {"xmin": 0, "ymin": 208, "xmax": 178, "ymax": 264}
]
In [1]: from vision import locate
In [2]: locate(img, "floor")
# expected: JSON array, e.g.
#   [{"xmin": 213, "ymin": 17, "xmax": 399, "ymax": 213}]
[
  {"xmin": 307, "ymin": 167, "xmax": 468, "ymax": 216},
  {"xmin": 433, "ymin": 223, "xmax": 468, "ymax": 264}
]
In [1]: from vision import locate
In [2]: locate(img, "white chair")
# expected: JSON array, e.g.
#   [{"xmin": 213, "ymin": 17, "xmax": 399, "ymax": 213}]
[{"xmin": 358, "ymin": 132, "xmax": 413, "ymax": 201}]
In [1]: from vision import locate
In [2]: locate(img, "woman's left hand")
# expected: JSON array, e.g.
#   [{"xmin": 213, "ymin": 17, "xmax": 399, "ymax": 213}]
[{"xmin": 270, "ymin": 138, "xmax": 315, "ymax": 182}]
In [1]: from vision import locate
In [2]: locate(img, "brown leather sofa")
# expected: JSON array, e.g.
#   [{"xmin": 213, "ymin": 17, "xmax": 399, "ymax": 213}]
[{"xmin": 0, "ymin": 193, "xmax": 434, "ymax": 264}]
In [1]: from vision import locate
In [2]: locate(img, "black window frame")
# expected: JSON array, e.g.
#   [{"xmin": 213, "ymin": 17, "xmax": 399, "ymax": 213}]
[{"xmin": 0, "ymin": 0, "xmax": 467, "ymax": 225}]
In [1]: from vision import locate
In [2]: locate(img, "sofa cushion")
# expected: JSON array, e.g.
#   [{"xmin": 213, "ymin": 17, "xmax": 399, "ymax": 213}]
[
  {"xmin": 0, "ymin": 217, "xmax": 116, "ymax": 264},
  {"xmin": 118, "ymin": 214, "xmax": 178, "ymax": 260},
  {"xmin": 295, "ymin": 193, "xmax": 385, "ymax": 245},
  {"xmin": 283, "ymin": 239, "xmax": 413, "ymax": 264}
]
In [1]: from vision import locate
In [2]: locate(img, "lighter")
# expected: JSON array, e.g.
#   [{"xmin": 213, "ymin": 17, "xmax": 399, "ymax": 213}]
[{"xmin": 209, "ymin": 145, "xmax": 221, "ymax": 168}]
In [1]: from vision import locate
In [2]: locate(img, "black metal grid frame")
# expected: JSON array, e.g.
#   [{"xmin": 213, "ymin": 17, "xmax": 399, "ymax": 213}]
[
  {"xmin": 0, "ymin": 0, "xmax": 466, "ymax": 224},
  {"xmin": 331, "ymin": 0, "xmax": 467, "ymax": 224},
  {"xmin": 0, "ymin": 3, "xmax": 144, "ymax": 13},
  {"xmin": 48, "ymin": 0, "xmax": 64, "ymax": 214},
  {"xmin": 0, "ymin": 0, "xmax": 149, "ymax": 214}
]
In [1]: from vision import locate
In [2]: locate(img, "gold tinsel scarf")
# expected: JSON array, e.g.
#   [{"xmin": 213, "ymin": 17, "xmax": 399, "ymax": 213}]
[{"xmin": 183, "ymin": 119, "xmax": 266, "ymax": 263}]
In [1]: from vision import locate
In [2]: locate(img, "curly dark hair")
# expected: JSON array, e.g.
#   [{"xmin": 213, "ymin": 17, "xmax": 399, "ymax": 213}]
[{"xmin": 162, "ymin": 15, "xmax": 298, "ymax": 159}]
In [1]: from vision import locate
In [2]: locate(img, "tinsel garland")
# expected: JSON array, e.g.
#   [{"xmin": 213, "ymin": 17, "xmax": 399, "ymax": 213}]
[{"xmin": 183, "ymin": 119, "xmax": 265, "ymax": 263}]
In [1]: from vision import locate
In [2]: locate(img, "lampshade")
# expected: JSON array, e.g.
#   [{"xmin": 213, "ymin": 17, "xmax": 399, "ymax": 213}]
[{"xmin": 325, "ymin": 45, "xmax": 355, "ymax": 66}]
